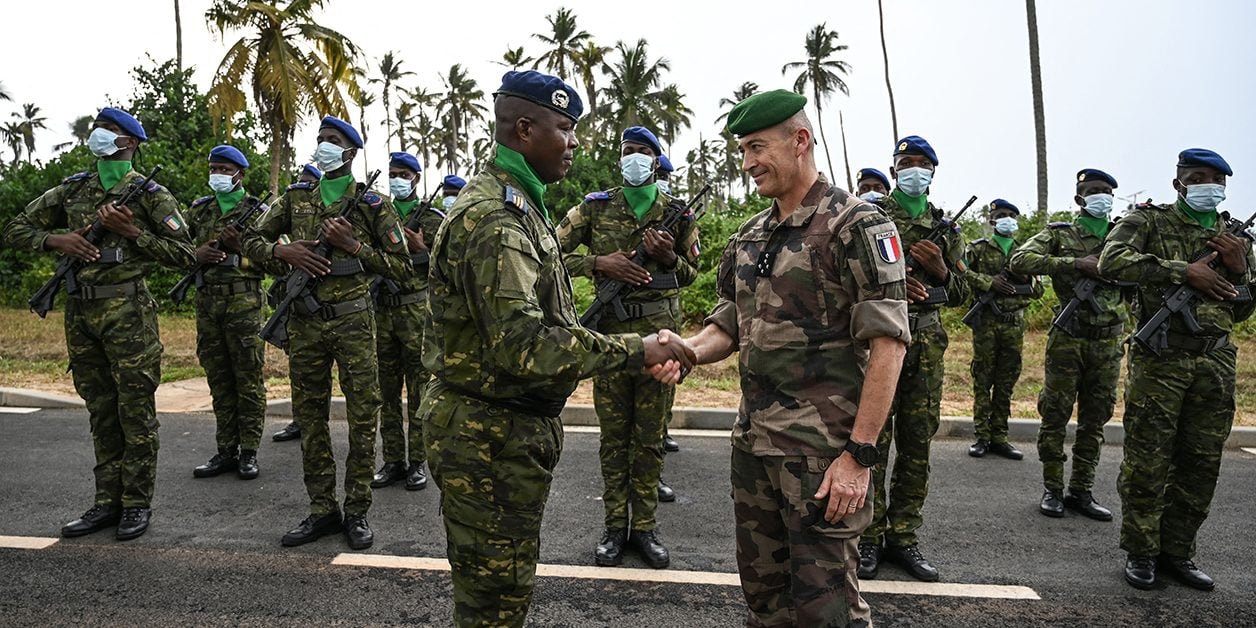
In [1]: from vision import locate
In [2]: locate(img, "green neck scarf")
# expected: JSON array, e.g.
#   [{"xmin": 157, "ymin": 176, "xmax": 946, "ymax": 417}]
[
  {"xmin": 97, "ymin": 160, "xmax": 133, "ymax": 192},
  {"xmin": 394, "ymin": 198, "xmax": 418, "ymax": 218},
  {"xmin": 892, "ymin": 187, "xmax": 929, "ymax": 219},
  {"xmin": 215, "ymin": 187, "xmax": 246, "ymax": 215},
  {"xmin": 1076, "ymin": 214, "xmax": 1110, "ymax": 239},
  {"xmin": 991, "ymin": 234, "xmax": 1016, "ymax": 256},
  {"xmin": 319, "ymin": 174, "xmax": 354, "ymax": 208},
  {"xmin": 493, "ymin": 144, "xmax": 549, "ymax": 220},
  {"xmin": 1177, "ymin": 197, "xmax": 1218, "ymax": 230},
  {"xmin": 622, "ymin": 183, "xmax": 659, "ymax": 221}
]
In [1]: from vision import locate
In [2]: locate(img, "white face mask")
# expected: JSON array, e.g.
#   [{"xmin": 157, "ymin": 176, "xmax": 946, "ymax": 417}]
[
  {"xmin": 441, "ymin": 195, "xmax": 457, "ymax": 209},
  {"xmin": 895, "ymin": 167, "xmax": 933, "ymax": 197},
  {"xmin": 208, "ymin": 173, "xmax": 237, "ymax": 194},
  {"xmin": 389, "ymin": 177, "xmax": 413, "ymax": 199},
  {"xmin": 88, "ymin": 127, "xmax": 125, "ymax": 158},
  {"xmin": 312, "ymin": 142, "xmax": 348, "ymax": 172},
  {"xmin": 859, "ymin": 191, "xmax": 885, "ymax": 203},
  {"xmin": 1082, "ymin": 193, "xmax": 1114, "ymax": 218},
  {"xmin": 656, "ymin": 180, "xmax": 671, "ymax": 195},
  {"xmin": 993, "ymin": 216, "xmax": 1019, "ymax": 236},
  {"xmin": 620, "ymin": 153, "xmax": 655, "ymax": 187}
]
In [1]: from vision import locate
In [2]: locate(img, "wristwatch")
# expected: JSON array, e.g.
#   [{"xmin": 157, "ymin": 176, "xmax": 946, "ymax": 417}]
[{"xmin": 844, "ymin": 439, "xmax": 878, "ymax": 468}]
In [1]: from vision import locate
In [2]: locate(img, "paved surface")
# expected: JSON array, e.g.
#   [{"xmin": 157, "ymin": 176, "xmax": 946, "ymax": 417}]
[{"xmin": 1, "ymin": 409, "xmax": 1254, "ymax": 626}]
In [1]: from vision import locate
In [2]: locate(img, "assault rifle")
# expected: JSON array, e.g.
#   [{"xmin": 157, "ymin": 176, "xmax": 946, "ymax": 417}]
[
  {"xmin": 369, "ymin": 185, "xmax": 441, "ymax": 301},
  {"xmin": 904, "ymin": 195, "xmax": 977, "ymax": 305},
  {"xmin": 167, "ymin": 192, "xmax": 273, "ymax": 305},
  {"xmin": 1050, "ymin": 275, "xmax": 1136, "ymax": 336},
  {"xmin": 961, "ymin": 267, "xmax": 1036, "ymax": 330}
]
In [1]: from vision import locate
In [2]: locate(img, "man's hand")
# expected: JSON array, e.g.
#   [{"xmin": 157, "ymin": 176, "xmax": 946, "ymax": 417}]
[
  {"xmin": 1074, "ymin": 255, "xmax": 1102, "ymax": 278},
  {"xmin": 647, "ymin": 330, "xmax": 696, "ymax": 385},
  {"xmin": 45, "ymin": 226, "xmax": 99, "ymax": 262},
  {"xmin": 643, "ymin": 330, "xmax": 696, "ymax": 383},
  {"xmin": 908, "ymin": 240, "xmax": 948, "ymax": 281},
  {"xmin": 596, "ymin": 251, "xmax": 651, "ymax": 286},
  {"xmin": 642, "ymin": 229, "xmax": 677, "ymax": 266},
  {"xmin": 404, "ymin": 227, "xmax": 427, "ymax": 254},
  {"xmin": 990, "ymin": 274, "xmax": 1018, "ymax": 296},
  {"xmin": 813, "ymin": 454, "xmax": 870, "ymax": 524},
  {"xmin": 1207, "ymin": 233, "xmax": 1250, "ymax": 275},
  {"xmin": 275, "ymin": 240, "xmax": 330, "ymax": 278},
  {"xmin": 1185, "ymin": 251, "xmax": 1238, "ymax": 301},
  {"xmin": 321, "ymin": 217, "xmax": 359, "ymax": 254},
  {"xmin": 218, "ymin": 225, "xmax": 242, "ymax": 253},
  {"xmin": 195, "ymin": 243, "xmax": 227, "ymax": 265},
  {"xmin": 905, "ymin": 276, "xmax": 931, "ymax": 303},
  {"xmin": 98, "ymin": 202, "xmax": 141, "ymax": 240}
]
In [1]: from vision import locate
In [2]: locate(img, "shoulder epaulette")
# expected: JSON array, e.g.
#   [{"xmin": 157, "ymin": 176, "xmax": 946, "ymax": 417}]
[
  {"xmin": 190, "ymin": 195, "xmax": 214, "ymax": 208},
  {"xmin": 504, "ymin": 185, "xmax": 530, "ymax": 215},
  {"xmin": 583, "ymin": 190, "xmax": 612, "ymax": 203},
  {"xmin": 144, "ymin": 181, "xmax": 163, "ymax": 194},
  {"xmin": 972, "ymin": 237, "xmax": 988, "ymax": 245},
  {"xmin": 287, "ymin": 181, "xmax": 314, "ymax": 191},
  {"xmin": 428, "ymin": 206, "xmax": 448, "ymax": 219},
  {"xmin": 362, "ymin": 191, "xmax": 383, "ymax": 208},
  {"xmin": 1048, "ymin": 221, "xmax": 1072, "ymax": 229},
  {"xmin": 1135, "ymin": 202, "xmax": 1158, "ymax": 211},
  {"xmin": 61, "ymin": 171, "xmax": 92, "ymax": 185}
]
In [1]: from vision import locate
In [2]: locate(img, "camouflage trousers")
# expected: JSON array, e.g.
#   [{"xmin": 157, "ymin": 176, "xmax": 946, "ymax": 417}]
[
  {"xmin": 867, "ymin": 321, "xmax": 946, "ymax": 548},
  {"xmin": 65, "ymin": 288, "xmax": 162, "ymax": 509},
  {"xmin": 1119, "ymin": 345, "xmax": 1236, "ymax": 559},
  {"xmin": 970, "ymin": 315, "xmax": 1025, "ymax": 445},
  {"xmin": 376, "ymin": 300, "xmax": 428, "ymax": 464},
  {"xmin": 195, "ymin": 288, "xmax": 266, "ymax": 453},
  {"xmin": 288, "ymin": 307, "xmax": 380, "ymax": 517},
  {"xmin": 732, "ymin": 447, "xmax": 872, "ymax": 628},
  {"xmin": 1037, "ymin": 329, "xmax": 1122, "ymax": 492},
  {"xmin": 422, "ymin": 380, "xmax": 564, "ymax": 628},
  {"xmin": 594, "ymin": 368, "xmax": 670, "ymax": 531}
]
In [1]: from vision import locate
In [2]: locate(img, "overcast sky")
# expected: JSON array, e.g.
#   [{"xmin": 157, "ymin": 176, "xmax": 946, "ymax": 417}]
[{"xmin": 3, "ymin": 0, "xmax": 1253, "ymax": 216}]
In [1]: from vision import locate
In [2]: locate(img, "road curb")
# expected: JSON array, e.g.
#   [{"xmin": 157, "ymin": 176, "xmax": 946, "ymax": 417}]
[{"xmin": 0, "ymin": 388, "xmax": 84, "ymax": 409}]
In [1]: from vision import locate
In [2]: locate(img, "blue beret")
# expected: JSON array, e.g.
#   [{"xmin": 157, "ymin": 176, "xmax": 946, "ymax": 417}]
[
  {"xmin": 657, "ymin": 154, "xmax": 674, "ymax": 173},
  {"xmin": 1076, "ymin": 168, "xmax": 1117, "ymax": 188},
  {"xmin": 494, "ymin": 70, "xmax": 583, "ymax": 121},
  {"xmin": 622, "ymin": 126, "xmax": 663, "ymax": 156},
  {"xmin": 301, "ymin": 163, "xmax": 323, "ymax": 179},
  {"xmin": 990, "ymin": 198, "xmax": 1020, "ymax": 216},
  {"xmin": 856, "ymin": 167, "xmax": 890, "ymax": 190},
  {"xmin": 96, "ymin": 107, "xmax": 147, "ymax": 142},
  {"xmin": 389, "ymin": 151, "xmax": 421, "ymax": 173},
  {"xmin": 1177, "ymin": 148, "xmax": 1232, "ymax": 176},
  {"xmin": 893, "ymin": 135, "xmax": 938, "ymax": 166},
  {"xmin": 209, "ymin": 144, "xmax": 249, "ymax": 169},
  {"xmin": 442, "ymin": 175, "xmax": 467, "ymax": 190},
  {"xmin": 319, "ymin": 115, "xmax": 363, "ymax": 148}
]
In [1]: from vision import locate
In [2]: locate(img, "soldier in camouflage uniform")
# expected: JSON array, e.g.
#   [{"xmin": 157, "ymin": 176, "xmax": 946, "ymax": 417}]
[
  {"xmin": 859, "ymin": 136, "xmax": 970, "ymax": 582},
  {"xmin": 1009, "ymin": 168, "xmax": 1131, "ymax": 521},
  {"xmin": 186, "ymin": 145, "xmax": 269, "ymax": 482},
  {"xmin": 3, "ymin": 107, "xmax": 194, "ymax": 540},
  {"xmin": 557, "ymin": 125, "xmax": 701, "ymax": 569},
  {"xmin": 964, "ymin": 199, "xmax": 1042, "ymax": 461},
  {"xmin": 1099, "ymin": 149, "xmax": 1254, "ymax": 592},
  {"xmin": 369, "ymin": 152, "xmax": 444, "ymax": 492},
  {"xmin": 242, "ymin": 116, "xmax": 411, "ymax": 551},
  {"xmin": 420, "ymin": 71, "xmax": 693, "ymax": 628},
  {"xmin": 656, "ymin": 90, "xmax": 909, "ymax": 628}
]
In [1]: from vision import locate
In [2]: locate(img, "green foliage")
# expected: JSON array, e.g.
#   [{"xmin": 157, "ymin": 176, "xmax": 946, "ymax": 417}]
[{"xmin": 678, "ymin": 195, "xmax": 769, "ymax": 325}]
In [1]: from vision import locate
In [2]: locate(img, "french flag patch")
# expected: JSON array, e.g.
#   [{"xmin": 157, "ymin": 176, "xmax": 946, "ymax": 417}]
[{"xmin": 875, "ymin": 231, "xmax": 901, "ymax": 263}]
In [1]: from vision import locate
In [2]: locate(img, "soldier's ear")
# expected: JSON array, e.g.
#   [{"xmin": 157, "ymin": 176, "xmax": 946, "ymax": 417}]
[{"xmin": 1074, "ymin": 194, "xmax": 1085, "ymax": 208}]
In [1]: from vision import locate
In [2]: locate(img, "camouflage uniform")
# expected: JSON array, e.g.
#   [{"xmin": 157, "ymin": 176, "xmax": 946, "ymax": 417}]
[
  {"xmin": 1009, "ymin": 219, "xmax": 1130, "ymax": 493},
  {"xmin": 186, "ymin": 194, "xmax": 269, "ymax": 455},
  {"xmin": 375, "ymin": 203, "xmax": 445, "ymax": 466},
  {"xmin": 243, "ymin": 178, "xmax": 410, "ymax": 518},
  {"xmin": 865, "ymin": 192, "xmax": 969, "ymax": 548},
  {"xmin": 3, "ymin": 168, "xmax": 194, "ymax": 508},
  {"xmin": 420, "ymin": 163, "xmax": 645, "ymax": 628},
  {"xmin": 1099, "ymin": 202, "xmax": 1255, "ymax": 559},
  {"xmin": 964, "ymin": 237, "xmax": 1043, "ymax": 445},
  {"xmin": 705, "ymin": 176, "xmax": 910, "ymax": 627},
  {"xmin": 556, "ymin": 186, "xmax": 700, "ymax": 532}
]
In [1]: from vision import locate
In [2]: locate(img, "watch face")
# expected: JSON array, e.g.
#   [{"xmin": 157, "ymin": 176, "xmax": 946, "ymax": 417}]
[{"xmin": 856, "ymin": 446, "xmax": 878, "ymax": 467}]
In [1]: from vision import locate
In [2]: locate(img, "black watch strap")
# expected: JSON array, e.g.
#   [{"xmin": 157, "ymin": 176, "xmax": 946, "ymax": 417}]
[{"xmin": 844, "ymin": 439, "xmax": 878, "ymax": 468}]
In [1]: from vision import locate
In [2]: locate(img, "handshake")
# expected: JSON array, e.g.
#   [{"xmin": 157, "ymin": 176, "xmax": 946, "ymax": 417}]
[{"xmin": 642, "ymin": 330, "xmax": 697, "ymax": 386}]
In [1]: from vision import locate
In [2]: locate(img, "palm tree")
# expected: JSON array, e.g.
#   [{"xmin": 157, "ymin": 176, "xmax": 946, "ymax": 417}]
[
  {"xmin": 532, "ymin": 7, "xmax": 591, "ymax": 80},
  {"xmin": 0, "ymin": 82, "xmax": 11, "ymax": 102},
  {"xmin": 601, "ymin": 39, "xmax": 671, "ymax": 135},
  {"xmin": 716, "ymin": 82, "xmax": 759, "ymax": 123},
  {"xmin": 174, "ymin": 0, "xmax": 184, "ymax": 72},
  {"xmin": 1025, "ymin": 0, "xmax": 1048, "ymax": 214},
  {"xmin": 12, "ymin": 103, "xmax": 46, "ymax": 162},
  {"xmin": 369, "ymin": 51, "xmax": 413, "ymax": 152},
  {"xmin": 70, "ymin": 115, "xmax": 94, "ymax": 146},
  {"xmin": 570, "ymin": 41, "xmax": 609, "ymax": 138},
  {"xmin": 497, "ymin": 46, "xmax": 536, "ymax": 70},
  {"xmin": 205, "ymin": 0, "xmax": 363, "ymax": 194},
  {"xmin": 782, "ymin": 23, "xmax": 854, "ymax": 189},
  {"xmin": 654, "ymin": 84, "xmax": 693, "ymax": 147},
  {"xmin": 438, "ymin": 64, "xmax": 487, "ymax": 173},
  {"xmin": 351, "ymin": 86, "xmax": 376, "ymax": 174},
  {"xmin": 402, "ymin": 85, "xmax": 440, "ymax": 178},
  {"xmin": 877, "ymin": 0, "xmax": 899, "ymax": 143},
  {"xmin": 2, "ymin": 121, "xmax": 23, "ymax": 166}
]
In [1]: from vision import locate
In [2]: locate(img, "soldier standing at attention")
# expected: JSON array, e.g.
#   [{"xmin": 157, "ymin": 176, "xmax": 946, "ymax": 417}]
[
  {"xmin": 1100, "ymin": 149, "xmax": 1254, "ymax": 591},
  {"xmin": 854, "ymin": 167, "xmax": 890, "ymax": 202},
  {"xmin": 964, "ymin": 199, "xmax": 1041, "ymax": 460},
  {"xmin": 420, "ymin": 70, "xmax": 694, "ymax": 627},
  {"xmin": 3, "ymin": 107, "xmax": 194, "ymax": 540},
  {"xmin": 440, "ymin": 174, "xmax": 467, "ymax": 209},
  {"xmin": 654, "ymin": 89, "xmax": 909, "ymax": 626},
  {"xmin": 242, "ymin": 115, "xmax": 411, "ymax": 551},
  {"xmin": 272, "ymin": 163, "xmax": 323, "ymax": 444},
  {"xmin": 1009, "ymin": 168, "xmax": 1129, "ymax": 520},
  {"xmin": 370, "ymin": 152, "xmax": 442, "ymax": 492},
  {"xmin": 859, "ymin": 136, "xmax": 970, "ymax": 582},
  {"xmin": 187, "ymin": 145, "xmax": 269, "ymax": 481},
  {"xmin": 556, "ymin": 126, "xmax": 701, "ymax": 569}
]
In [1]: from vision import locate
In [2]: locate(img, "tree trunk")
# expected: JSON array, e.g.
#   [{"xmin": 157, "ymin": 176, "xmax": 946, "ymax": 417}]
[
  {"xmin": 383, "ymin": 81, "xmax": 393, "ymax": 153},
  {"xmin": 813, "ymin": 102, "xmax": 837, "ymax": 187},
  {"xmin": 174, "ymin": 0, "xmax": 183, "ymax": 73},
  {"xmin": 1026, "ymin": 0, "xmax": 1048, "ymax": 215},
  {"xmin": 877, "ymin": 0, "xmax": 899, "ymax": 143},
  {"xmin": 838, "ymin": 110, "xmax": 854, "ymax": 191},
  {"xmin": 268, "ymin": 122, "xmax": 284, "ymax": 197}
]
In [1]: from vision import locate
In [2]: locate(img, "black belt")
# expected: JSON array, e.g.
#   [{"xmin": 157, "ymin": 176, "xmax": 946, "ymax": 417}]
[
  {"xmin": 215, "ymin": 254, "xmax": 241, "ymax": 268},
  {"xmin": 614, "ymin": 297, "xmax": 678, "ymax": 322},
  {"xmin": 1058, "ymin": 320, "xmax": 1124, "ymax": 340},
  {"xmin": 200, "ymin": 279, "xmax": 260, "ymax": 297},
  {"xmin": 908, "ymin": 309, "xmax": 941, "ymax": 333},
  {"xmin": 1164, "ymin": 331, "xmax": 1230, "ymax": 354},
  {"xmin": 294, "ymin": 295, "xmax": 371, "ymax": 320},
  {"xmin": 378, "ymin": 290, "xmax": 426, "ymax": 308},
  {"xmin": 74, "ymin": 280, "xmax": 141, "ymax": 300},
  {"xmin": 990, "ymin": 310, "xmax": 1023, "ymax": 324},
  {"xmin": 89, "ymin": 248, "xmax": 125, "ymax": 264},
  {"xmin": 328, "ymin": 259, "xmax": 365, "ymax": 276},
  {"xmin": 438, "ymin": 378, "xmax": 566, "ymax": 418}
]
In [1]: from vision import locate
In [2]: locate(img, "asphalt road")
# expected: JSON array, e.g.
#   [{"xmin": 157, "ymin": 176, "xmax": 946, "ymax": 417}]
[{"xmin": 1, "ymin": 409, "xmax": 1254, "ymax": 627}]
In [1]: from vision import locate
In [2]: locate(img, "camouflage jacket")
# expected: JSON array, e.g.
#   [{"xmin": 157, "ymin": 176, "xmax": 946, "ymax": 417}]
[
  {"xmin": 3, "ymin": 168, "xmax": 195, "ymax": 284},
  {"xmin": 1099, "ymin": 202, "xmax": 1256, "ymax": 337},
  {"xmin": 1009, "ymin": 218, "xmax": 1130, "ymax": 327},
  {"xmin": 873, "ymin": 192, "xmax": 970, "ymax": 311},
  {"xmin": 964, "ymin": 237, "xmax": 1043, "ymax": 313},
  {"xmin": 389, "ymin": 201, "xmax": 447, "ymax": 293},
  {"xmin": 422, "ymin": 162, "xmax": 646, "ymax": 406},
  {"xmin": 186, "ymin": 192, "xmax": 275, "ymax": 284},
  {"xmin": 705, "ymin": 176, "xmax": 911, "ymax": 457},
  {"xmin": 242, "ymin": 178, "xmax": 411, "ymax": 303}
]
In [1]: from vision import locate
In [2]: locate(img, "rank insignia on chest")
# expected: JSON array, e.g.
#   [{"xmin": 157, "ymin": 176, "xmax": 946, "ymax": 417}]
[
  {"xmin": 162, "ymin": 213, "xmax": 185, "ymax": 232},
  {"xmin": 756, "ymin": 251, "xmax": 775, "ymax": 277},
  {"xmin": 875, "ymin": 231, "xmax": 901, "ymax": 263}
]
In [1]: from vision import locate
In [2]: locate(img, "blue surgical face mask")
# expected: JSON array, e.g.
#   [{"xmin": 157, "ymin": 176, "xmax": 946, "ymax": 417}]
[
  {"xmin": 441, "ymin": 195, "xmax": 457, "ymax": 209},
  {"xmin": 1082, "ymin": 193, "xmax": 1114, "ymax": 218},
  {"xmin": 656, "ymin": 180, "xmax": 671, "ymax": 195},
  {"xmin": 88, "ymin": 127, "xmax": 125, "ymax": 158},
  {"xmin": 1183, "ymin": 183, "xmax": 1226, "ymax": 212},
  {"xmin": 895, "ymin": 167, "xmax": 933, "ymax": 197},
  {"xmin": 208, "ymin": 173, "xmax": 237, "ymax": 194},
  {"xmin": 389, "ymin": 177, "xmax": 413, "ymax": 199},
  {"xmin": 994, "ymin": 216, "xmax": 1019, "ymax": 236},
  {"xmin": 312, "ymin": 142, "xmax": 348, "ymax": 172},
  {"xmin": 859, "ymin": 191, "xmax": 885, "ymax": 203},
  {"xmin": 620, "ymin": 153, "xmax": 655, "ymax": 187}
]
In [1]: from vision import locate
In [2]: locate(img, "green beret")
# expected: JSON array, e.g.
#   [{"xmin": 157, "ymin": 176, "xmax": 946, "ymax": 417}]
[{"xmin": 725, "ymin": 89, "xmax": 808, "ymax": 136}]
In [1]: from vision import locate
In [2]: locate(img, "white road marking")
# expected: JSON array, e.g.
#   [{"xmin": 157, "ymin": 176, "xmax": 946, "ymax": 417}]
[
  {"xmin": 0, "ymin": 407, "xmax": 41, "ymax": 414},
  {"xmin": 563, "ymin": 425, "xmax": 727, "ymax": 438},
  {"xmin": 1241, "ymin": 447, "xmax": 1256, "ymax": 457},
  {"xmin": 0, "ymin": 535, "xmax": 59, "ymax": 549},
  {"xmin": 331, "ymin": 553, "xmax": 1040, "ymax": 600}
]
